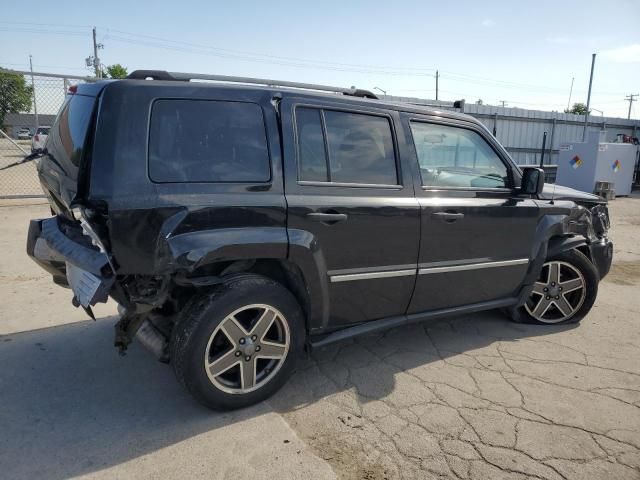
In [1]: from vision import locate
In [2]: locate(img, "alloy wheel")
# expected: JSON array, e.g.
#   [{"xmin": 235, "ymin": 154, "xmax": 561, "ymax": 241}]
[
  {"xmin": 204, "ymin": 304, "xmax": 290, "ymax": 394},
  {"xmin": 525, "ymin": 260, "xmax": 586, "ymax": 323}
]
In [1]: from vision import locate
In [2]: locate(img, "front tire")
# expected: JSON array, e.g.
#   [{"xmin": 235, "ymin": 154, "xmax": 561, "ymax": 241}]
[
  {"xmin": 170, "ymin": 275, "xmax": 305, "ymax": 410},
  {"xmin": 518, "ymin": 249, "xmax": 599, "ymax": 325}
]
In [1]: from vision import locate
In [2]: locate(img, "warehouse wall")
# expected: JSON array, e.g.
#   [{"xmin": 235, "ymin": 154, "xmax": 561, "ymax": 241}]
[{"xmin": 389, "ymin": 95, "xmax": 639, "ymax": 167}]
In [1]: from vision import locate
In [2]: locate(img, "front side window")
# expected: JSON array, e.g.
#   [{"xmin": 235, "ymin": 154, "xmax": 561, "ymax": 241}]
[
  {"xmin": 295, "ymin": 107, "xmax": 398, "ymax": 185},
  {"xmin": 149, "ymin": 99, "xmax": 270, "ymax": 183},
  {"xmin": 410, "ymin": 122, "xmax": 509, "ymax": 189}
]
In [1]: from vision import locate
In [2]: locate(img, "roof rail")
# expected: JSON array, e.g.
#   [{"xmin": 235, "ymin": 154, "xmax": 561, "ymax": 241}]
[{"xmin": 126, "ymin": 70, "xmax": 379, "ymax": 99}]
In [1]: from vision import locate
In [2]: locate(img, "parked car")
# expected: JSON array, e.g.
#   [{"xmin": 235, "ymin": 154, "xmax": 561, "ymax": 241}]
[
  {"xmin": 17, "ymin": 127, "xmax": 32, "ymax": 140},
  {"xmin": 26, "ymin": 71, "xmax": 613, "ymax": 410},
  {"xmin": 31, "ymin": 126, "xmax": 50, "ymax": 152}
]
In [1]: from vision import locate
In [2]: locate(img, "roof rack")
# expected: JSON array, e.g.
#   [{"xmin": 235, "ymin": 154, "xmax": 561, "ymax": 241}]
[{"xmin": 126, "ymin": 70, "xmax": 379, "ymax": 99}]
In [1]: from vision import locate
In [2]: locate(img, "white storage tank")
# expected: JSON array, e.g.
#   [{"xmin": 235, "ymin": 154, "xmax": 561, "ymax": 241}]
[{"xmin": 556, "ymin": 130, "xmax": 638, "ymax": 196}]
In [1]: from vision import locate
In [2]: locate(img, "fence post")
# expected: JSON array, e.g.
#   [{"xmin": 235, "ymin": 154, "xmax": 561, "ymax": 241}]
[{"xmin": 548, "ymin": 118, "xmax": 556, "ymax": 165}]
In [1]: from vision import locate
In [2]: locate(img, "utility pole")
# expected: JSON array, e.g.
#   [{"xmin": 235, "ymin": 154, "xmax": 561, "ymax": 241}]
[
  {"xmin": 499, "ymin": 100, "xmax": 507, "ymax": 107},
  {"xmin": 92, "ymin": 27, "xmax": 102, "ymax": 78},
  {"xmin": 625, "ymin": 94, "xmax": 638, "ymax": 119},
  {"xmin": 582, "ymin": 53, "xmax": 596, "ymax": 141},
  {"xmin": 29, "ymin": 55, "xmax": 39, "ymax": 129},
  {"xmin": 435, "ymin": 70, "xmax": 439, "ymax": 101},
  {"xmin": 566, "ymin": 76, "xmax": 574, "ymax": 111}
]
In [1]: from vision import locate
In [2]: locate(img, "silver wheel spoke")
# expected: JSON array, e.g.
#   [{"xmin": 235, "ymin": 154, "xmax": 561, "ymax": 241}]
[
  {"xmin": 208, "ymin": 350, "xmax": 240, "ymax": 377},
  {"xmin": 554, "ymin": 295, "xmax": 574, "ymax": 317},
  {"xmin": 549, "ymin": 262, "xmax": 561, "ymax": 285},
  {"xmin": 204, "ymin": 304, "xmax": 291, "ymax": 394},
  {"xmin": 250, "ymin": 309, "xmax": 277, "ymax": 341},
  {"xmin": 240, "ymin": 358, "xmax": 256, "ymax": 390},
  {"xmin": 525, "ymin": 260, "xmax": 586, "ymax": 323},
  {"xmin": 560, "ymin": 277, "xmax": 583, "ymax": 293},
  {"xmin": 532, "ymin": 282, "xmax": 547, "ymax": 295},
  {"xmin": 257, "ymin": 341, "xmax": 287, "ymax": 359},
  {"xmin": 532, "ymin": 296, "xmax": 552, "ymax": 317},
  {"xmin": 220, "ymin": 316, "xmax": 248, "ymax": 345}
]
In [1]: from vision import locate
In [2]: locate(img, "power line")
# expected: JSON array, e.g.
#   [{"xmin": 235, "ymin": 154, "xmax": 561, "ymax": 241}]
[
  {"xmin": 0, "ymin": 27, "xmax": 88, "ymax": 36},
  {"xmin": 0, "ymin": 21, "xmax": 592, "ymax": 92},
  {"xmin": 0, "ymin": 61, "xmax": 87, "ymax": 71},
  {"xmin": 105, "ymin": 34, "xmax": 438, "ymax": 76},
  {"xmin": 0, "ymin": 20, "xmax": 91, "ymax": 29},
  {"xmin": 0, "ymin": 20, "xmax": 630, "ymax": 100}
]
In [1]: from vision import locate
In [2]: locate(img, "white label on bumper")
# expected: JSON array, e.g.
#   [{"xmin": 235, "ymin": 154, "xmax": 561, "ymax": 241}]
[{"xmin": 65, "ymin": 262, "xmax": 104, "ymax": 308}]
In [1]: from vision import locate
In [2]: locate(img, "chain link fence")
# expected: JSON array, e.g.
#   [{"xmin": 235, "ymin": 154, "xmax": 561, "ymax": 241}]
[{"xmin": 0, "ymin": 70, "xmax": 93, "ymax": 198}]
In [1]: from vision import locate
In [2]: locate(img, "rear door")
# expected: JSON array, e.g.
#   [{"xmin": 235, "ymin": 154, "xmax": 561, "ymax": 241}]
[
  {"xmin": 281, "ymin": 97, "xmax": 420, "ymax": 329},
  {"xmin": 402, "ymin": 113, "xmax": 540, "ymax": 313}
]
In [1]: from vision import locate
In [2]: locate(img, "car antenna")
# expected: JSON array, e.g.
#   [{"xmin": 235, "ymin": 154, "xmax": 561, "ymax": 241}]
[{"xmin": 550, "ymin": 181, "xmax": 557, "ymax": 205}]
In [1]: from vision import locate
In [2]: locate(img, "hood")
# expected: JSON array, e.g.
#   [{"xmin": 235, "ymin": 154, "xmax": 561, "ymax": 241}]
[{"xmin": 539, "ymin": 183, "xmax": 605, "ymax": 205}]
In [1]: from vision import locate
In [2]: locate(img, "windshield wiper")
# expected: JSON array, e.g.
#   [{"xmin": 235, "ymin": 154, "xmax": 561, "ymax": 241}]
[{"xmin": 0, "ymin": 148, "xmax": 48, "ymax": 171}]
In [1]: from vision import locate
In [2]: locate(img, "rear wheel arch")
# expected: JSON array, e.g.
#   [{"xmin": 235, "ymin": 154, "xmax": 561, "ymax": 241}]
[
  {"xmin": 243, "ymin": 259, "xmax": 312, "ymax": 333},
  {"xmin": 184, "ymin": 258, "xmax": 315, "ymax": 335},
  {"xmin": 170, "ymin": 273, "xmax": 305, "ymax": 409}
]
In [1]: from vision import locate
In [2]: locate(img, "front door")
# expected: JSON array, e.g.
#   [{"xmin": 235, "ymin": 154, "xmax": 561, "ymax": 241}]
[
  {"xmin": 403, "ymin": 114, "xmax": 540, "ymax": 313},
  {"xmin": 282, "ymin": 98, "xmax": 420, "ymax": 328}
]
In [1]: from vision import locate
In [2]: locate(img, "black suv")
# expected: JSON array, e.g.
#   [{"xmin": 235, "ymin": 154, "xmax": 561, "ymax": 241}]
[{"xmin": 27, "ymin": 71, "xmax": 613, "ymax": 410}]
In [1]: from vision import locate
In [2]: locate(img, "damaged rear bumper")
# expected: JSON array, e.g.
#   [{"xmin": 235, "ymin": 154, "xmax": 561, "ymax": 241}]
[{"xmin": 26, "ymin": 217, "xmax": 114, "ymax": 309}]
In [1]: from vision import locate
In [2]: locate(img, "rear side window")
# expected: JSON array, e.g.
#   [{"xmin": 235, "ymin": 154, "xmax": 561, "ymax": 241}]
[
  {"xmin": 47, "ymin": 94, "xmax": 96, "ymax": 167},
  {"xmin": 149, "ymin": 99, "xmax": 270, "ymax": 183},
  {"xmin": 296, "ymin": 108, "xmax": 328, "ymax": 182},
  {"xmin": 295, "ymin": 107, "xmax": 398, "ymax": 185}
]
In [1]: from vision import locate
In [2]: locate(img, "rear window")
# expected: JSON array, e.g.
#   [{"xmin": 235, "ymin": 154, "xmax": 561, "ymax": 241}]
[
  {"xmin": 47, "ymin": 95, "xmax": 95, "ymax": 167},
  {"xmin": 148, "ymin": 99, "xmax": 270, "ymax": 183},
  {"xmin": 36, "ymin": 127, "xmax": 50, "ymax": 135}
]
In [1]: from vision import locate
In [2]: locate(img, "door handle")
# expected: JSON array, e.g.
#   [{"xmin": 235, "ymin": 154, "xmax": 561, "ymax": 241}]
[
  {"xmin": 307, "ymin": 212, "xmax": 348, "ymax": 224},
  {"xmin": 432, "ymin": 212, "xmax": 464, "ymax": 223}
]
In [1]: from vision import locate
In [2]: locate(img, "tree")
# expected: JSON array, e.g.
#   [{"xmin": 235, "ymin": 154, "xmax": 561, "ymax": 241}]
[
  {"xmin": 475, "ymin": 99, "xmax": 484, "ymax": 105},
  {"xmin": 101, "ymin": 64, "xmax": 128, "ymax": 79},
  {"xmin": 565, "ymin": 102, "xmax": 590, "ymax": 115},
  {"xmin": 0, "ymin": 72, "xmax": 33, "ymax": 128}
]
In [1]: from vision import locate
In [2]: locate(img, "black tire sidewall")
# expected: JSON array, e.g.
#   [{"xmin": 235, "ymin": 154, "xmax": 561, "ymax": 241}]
[
  {"xmin": 520, "ymin": 249, "xmax": 599, "ymax": 325},
  {"xmin": 171, "ymin": 275, "xmax": 305, "ymax": 410}
]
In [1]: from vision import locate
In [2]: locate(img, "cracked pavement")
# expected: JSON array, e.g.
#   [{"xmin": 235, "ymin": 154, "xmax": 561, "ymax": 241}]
[
  {"xmin": 1, "ymin": 196, "xmax": 639, "ymax": 479},
  {"xmin": 269, "ymin": 195, "xmax": 640, "ymax": 480}
]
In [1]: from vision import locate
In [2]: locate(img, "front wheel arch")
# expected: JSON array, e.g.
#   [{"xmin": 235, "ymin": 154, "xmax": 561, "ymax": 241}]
[{"xmin": 512, "ymin": 248, "xmax": 599, "ymax": 325}]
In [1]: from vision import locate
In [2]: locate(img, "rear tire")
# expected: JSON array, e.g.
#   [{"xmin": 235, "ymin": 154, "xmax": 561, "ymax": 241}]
[
  {"xmin": 516, "ymin": 249, "xmax": 598, "ymax": 325},
  {"xmin": 170, "ymin": 274, "xmax": 305, "ymax": 410}
]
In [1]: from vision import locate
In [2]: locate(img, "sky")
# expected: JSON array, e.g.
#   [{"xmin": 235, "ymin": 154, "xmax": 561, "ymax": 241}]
[{"xmin": 1, "ymin": 0, "xmax": 639, "ymax": 118}]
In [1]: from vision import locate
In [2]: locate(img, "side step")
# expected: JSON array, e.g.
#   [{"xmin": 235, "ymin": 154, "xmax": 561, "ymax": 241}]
[{"xmin": 309, "ymin": 297, "xmax": 518, "ymax": 349}]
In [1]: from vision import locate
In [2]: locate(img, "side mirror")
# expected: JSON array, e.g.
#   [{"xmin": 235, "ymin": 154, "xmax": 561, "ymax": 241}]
[{"xmin": 520, "ymin": 167, "xmax": 545, "ymax": 195}]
